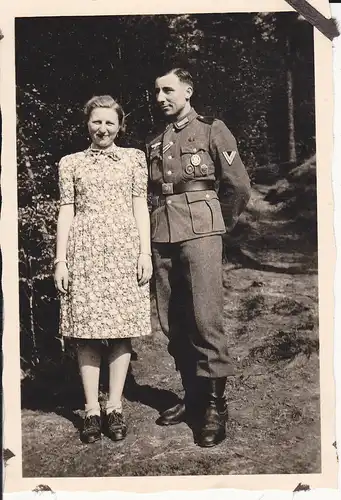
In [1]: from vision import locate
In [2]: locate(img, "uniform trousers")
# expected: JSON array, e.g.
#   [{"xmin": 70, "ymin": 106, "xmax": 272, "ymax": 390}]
[{"xmin": 152, "ymin": 235, "xmax": 232, "ymax": 397}]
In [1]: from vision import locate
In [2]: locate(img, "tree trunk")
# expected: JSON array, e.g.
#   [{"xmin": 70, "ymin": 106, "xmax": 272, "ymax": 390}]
[
  {"xmin": 286, "ymin": 36, "xmax": 297, "ymax": 164},
  {"xmin": 145, "ymin": 90, "xmax": 154, "ymax": 127},
  {"xmin": 27, "ymin": 252, "xmax": 38, "ymax": 364}
]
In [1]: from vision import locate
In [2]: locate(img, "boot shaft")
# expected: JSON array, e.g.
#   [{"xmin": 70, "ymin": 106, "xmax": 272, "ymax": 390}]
[
  {"xmin": 200, "ymin": 377, "xmax": 227, "ymax": 406},
  {"xmin": 194, "ymin": 377, "xmax": 228, "ymax": 448},
  {"xmin": 191, "ymin": 377, "xmax": 228, "ymax": 416}
]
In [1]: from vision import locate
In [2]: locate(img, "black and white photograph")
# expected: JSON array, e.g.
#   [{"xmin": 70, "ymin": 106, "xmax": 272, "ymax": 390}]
[{"xmin": 1, "ymin": 0, "xmax": 338, "ymax": 492}]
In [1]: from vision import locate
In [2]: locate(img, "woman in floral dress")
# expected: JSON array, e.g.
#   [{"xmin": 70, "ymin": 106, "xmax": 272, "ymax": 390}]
[{"xmin": 54, "ymin": 95, "xmax": 152, "ymax": 443}]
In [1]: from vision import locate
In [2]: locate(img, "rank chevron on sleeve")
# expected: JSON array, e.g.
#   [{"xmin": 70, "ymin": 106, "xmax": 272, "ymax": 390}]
[{"xmin": 222, "ymin": 150, "xmax": 236, "ymax": 165}]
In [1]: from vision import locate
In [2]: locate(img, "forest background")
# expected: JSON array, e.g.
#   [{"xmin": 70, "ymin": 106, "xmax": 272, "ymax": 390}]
[
  {"xmin": 17, "ymin": 12, "xmax": 316, "ymax": 371},
  {"xmin": 16, "ymin": 12, "xmax": 320, "ymax": 476}
]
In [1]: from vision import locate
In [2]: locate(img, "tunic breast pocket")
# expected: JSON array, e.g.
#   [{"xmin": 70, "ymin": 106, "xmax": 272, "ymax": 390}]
[
  {"xmin": 180, "ymin": 142, "xmax": 214, "ymax": 180},
  {"xmin": 186, "ymin": 191, "xmax": 226, "ymax": 235},
  {"xmin": 149, "ymin": 150, "xmax": 163, "ymax": 182}
]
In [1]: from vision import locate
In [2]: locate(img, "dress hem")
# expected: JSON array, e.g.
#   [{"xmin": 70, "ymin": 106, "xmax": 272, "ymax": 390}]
[{"xmin": 61, "ymin": 332, "xmax": 153, "ymax": 340}]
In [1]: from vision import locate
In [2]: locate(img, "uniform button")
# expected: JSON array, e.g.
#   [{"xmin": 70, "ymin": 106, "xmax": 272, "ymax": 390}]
[
  {"xmin": 168, "ymin": 155, "xmax": 173, "ymax": 159},
  {"xmin": 167, "ymin": 170, "xmax": 172, "ymax": 175},
  {"xmin": 205, "ymin": 193, "xmax": 210, "ymax": 199},
  {"xmin": 167, "ymin": 199, "xmax": 172, "ymax": 205},
  {"xmin": 193, "ymin": 148, "xmax": 197, "ymax": 153}
]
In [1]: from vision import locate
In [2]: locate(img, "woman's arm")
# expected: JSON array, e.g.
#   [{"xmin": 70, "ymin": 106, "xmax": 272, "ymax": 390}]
[
  {"xmin": 132, "ymin": 196, "xmax": 151, "ymax": 255},
  {"xmin": 55, "ymin": 204, "xmax": 74, "ymax": 260},
  {"xmin": 54, "ymin": 204, "xmax": 74, "ymax": 293},
  {"xmin": 132, "ymin": 196, "xmax": 152, "ymax": 286}
]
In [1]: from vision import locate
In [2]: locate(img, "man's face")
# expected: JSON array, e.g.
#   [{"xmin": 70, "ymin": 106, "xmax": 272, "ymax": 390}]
[{"xmin": 155, "ymin": 73, "xmax": 193, "ymax": 118}]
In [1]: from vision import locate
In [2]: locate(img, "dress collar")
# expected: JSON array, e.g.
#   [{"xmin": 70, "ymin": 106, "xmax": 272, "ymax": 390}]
[{"xmin": 85, "ymin": 143, "xmax": 122, "ymax": 161}]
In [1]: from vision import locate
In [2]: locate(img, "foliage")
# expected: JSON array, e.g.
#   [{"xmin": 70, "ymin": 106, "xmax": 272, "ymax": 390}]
[{"xmin": 16, "ymin": 12, "xmax": 316, "ymax": 375}]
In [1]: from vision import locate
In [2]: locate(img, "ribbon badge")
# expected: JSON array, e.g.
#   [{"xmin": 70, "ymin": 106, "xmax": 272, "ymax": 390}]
[{"xmin": 163, "ymin": 141, "xmax": 174, "ymax": 154}]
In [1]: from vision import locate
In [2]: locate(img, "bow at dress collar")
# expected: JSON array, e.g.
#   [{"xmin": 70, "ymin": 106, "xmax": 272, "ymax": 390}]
[{"xmin": 85, "ymin": 144, "xmax": 122, "ymax": 161}]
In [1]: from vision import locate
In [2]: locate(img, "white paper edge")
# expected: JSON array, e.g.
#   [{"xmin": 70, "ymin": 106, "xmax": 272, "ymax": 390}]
[{"xmin": 1, "ymin": 0, "xmax": 340, "ymax": 498}]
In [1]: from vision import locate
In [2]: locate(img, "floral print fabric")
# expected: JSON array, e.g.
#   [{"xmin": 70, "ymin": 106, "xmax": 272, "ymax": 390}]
[{"xmin": 58, "ymin": 144, "xmax": 151, "ymax": 339}]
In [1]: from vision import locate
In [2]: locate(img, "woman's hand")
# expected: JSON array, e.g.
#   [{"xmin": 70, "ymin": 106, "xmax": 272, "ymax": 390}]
[
  {"xmin": 54, "ymin": 262, "xmax": 69, "ymax": 294},
  {"xmin": 137, "ymin": 253, "xmax": 153, "ymax": 286}
]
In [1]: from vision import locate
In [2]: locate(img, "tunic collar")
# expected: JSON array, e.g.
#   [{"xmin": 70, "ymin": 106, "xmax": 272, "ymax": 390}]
[{"xmin": 172, "ymin": 108, "xmax": 198, "ymax": 130}]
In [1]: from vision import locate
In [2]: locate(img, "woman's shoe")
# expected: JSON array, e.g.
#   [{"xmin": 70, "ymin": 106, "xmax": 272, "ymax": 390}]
[
  {"xmin": 81, "ymin": 414, "xmax": 102, "ymax": 443},
  {"xmin": 105, "ymin": 410, "xmax": 127, "ymax": 441}
]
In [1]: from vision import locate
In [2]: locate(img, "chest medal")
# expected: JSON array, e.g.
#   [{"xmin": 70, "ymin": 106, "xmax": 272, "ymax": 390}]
[
  {"xmin": 190, "ymin": 154, "xmax": 201, "ymax": 167},
  {"xmin": 185, "ymin": 164, "xmax": 195, "ymax": 175}
]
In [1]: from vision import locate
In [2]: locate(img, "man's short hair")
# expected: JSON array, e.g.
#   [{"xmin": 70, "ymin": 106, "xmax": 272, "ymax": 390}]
[{"xmin": 158, "ymin": 68, "xmax": 194, "ymax": 89}]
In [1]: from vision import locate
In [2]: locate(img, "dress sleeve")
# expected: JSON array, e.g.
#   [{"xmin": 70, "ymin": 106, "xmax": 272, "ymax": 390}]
[
  {"xmin": 132, "ymin": 149, "xmax": 148, "ymax": 198},
  {"xmin": 58, "ymin": 155, "xmax": 75, "ymax": 205}
]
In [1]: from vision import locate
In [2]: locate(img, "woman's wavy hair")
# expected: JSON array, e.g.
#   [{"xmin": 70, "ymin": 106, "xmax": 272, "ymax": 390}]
[{"xmin": 84, "ymin": 95, "xmax": 126, "ymax": 135}]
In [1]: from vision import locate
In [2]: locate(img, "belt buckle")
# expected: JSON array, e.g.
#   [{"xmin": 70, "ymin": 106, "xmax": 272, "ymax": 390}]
[{"xmin": 162, "ymin": 182, "xmax": 174, "ymax": 195}]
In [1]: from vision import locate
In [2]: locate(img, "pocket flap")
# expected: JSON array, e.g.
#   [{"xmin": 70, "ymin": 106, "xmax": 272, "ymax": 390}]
[
  {"xmin": 185, "ymin": 190, "xmax": 219, "ymax": 203},
  {"xmin": 180, "ymin": 142, "xmax": 207, "ymax": 154}
]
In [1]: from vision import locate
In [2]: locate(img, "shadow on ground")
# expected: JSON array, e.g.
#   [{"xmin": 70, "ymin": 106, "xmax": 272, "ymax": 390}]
[{"xmin": 21, "ymin": 185, "xmax": 322, "ymax": 477}]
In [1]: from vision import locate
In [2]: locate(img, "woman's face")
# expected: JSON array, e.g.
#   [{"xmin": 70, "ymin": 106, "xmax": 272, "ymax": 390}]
[{"xmin": 88, "ymin": 107, "xmax": 120, "ymax": 149}]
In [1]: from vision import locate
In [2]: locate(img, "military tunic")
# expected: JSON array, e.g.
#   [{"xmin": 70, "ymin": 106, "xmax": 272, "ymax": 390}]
[
  {"xmin": 146, "ymin": 108, "xmax": 251, "ymax": 381},
  {"xmin": 147, "ymin": 108, "xmax": 251, "ymax": 243}
]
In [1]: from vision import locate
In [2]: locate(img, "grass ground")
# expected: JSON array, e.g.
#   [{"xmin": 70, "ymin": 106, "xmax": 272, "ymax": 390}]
[{"xmin": 21, "ymin": 185, "xmax": 320, "ymax": 477}]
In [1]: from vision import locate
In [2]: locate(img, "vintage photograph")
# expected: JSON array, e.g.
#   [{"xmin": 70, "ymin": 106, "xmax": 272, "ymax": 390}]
[{"xmin": 16, "ymin": 11, "xmax": 321, "ymax": 478}]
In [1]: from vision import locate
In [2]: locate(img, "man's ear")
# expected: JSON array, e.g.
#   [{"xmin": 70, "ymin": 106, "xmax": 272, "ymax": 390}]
[{"xmin": 185, "ymin": 85, "xmax": 193, "ymax": 100}]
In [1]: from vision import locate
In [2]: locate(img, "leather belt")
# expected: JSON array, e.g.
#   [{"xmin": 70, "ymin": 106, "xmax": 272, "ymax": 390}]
[
  {"xmin": 151, "ymin": 180, "xmax": 215, "ymax": 196},
  {"xmin": 150, "ymin": 180, "xmax": 215, "ymax": 208}
]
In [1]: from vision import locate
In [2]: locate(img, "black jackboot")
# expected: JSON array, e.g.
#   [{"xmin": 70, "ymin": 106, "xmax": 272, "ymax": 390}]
[
  {"xmin": 156, "ymin": 368, "xmax": 196, "ymax": 426},
  {"xmin": 195, "ymin": 377, "xmax": 228, "ymax": 448},
  {"xmin": 156, "ymin": 401, "xmax": 186, "ymax": 426}
]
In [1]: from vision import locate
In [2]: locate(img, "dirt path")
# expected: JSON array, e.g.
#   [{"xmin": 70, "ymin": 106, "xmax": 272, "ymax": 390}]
[{"xmin": 21, "ymin": 187, "xmax": 321, "ymax": 477}]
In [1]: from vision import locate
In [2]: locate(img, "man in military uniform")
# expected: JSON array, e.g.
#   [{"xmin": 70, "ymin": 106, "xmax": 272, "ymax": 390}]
[{"xmin": 146, "ymin": 68, "xmax": 251, "ymax": 447}]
